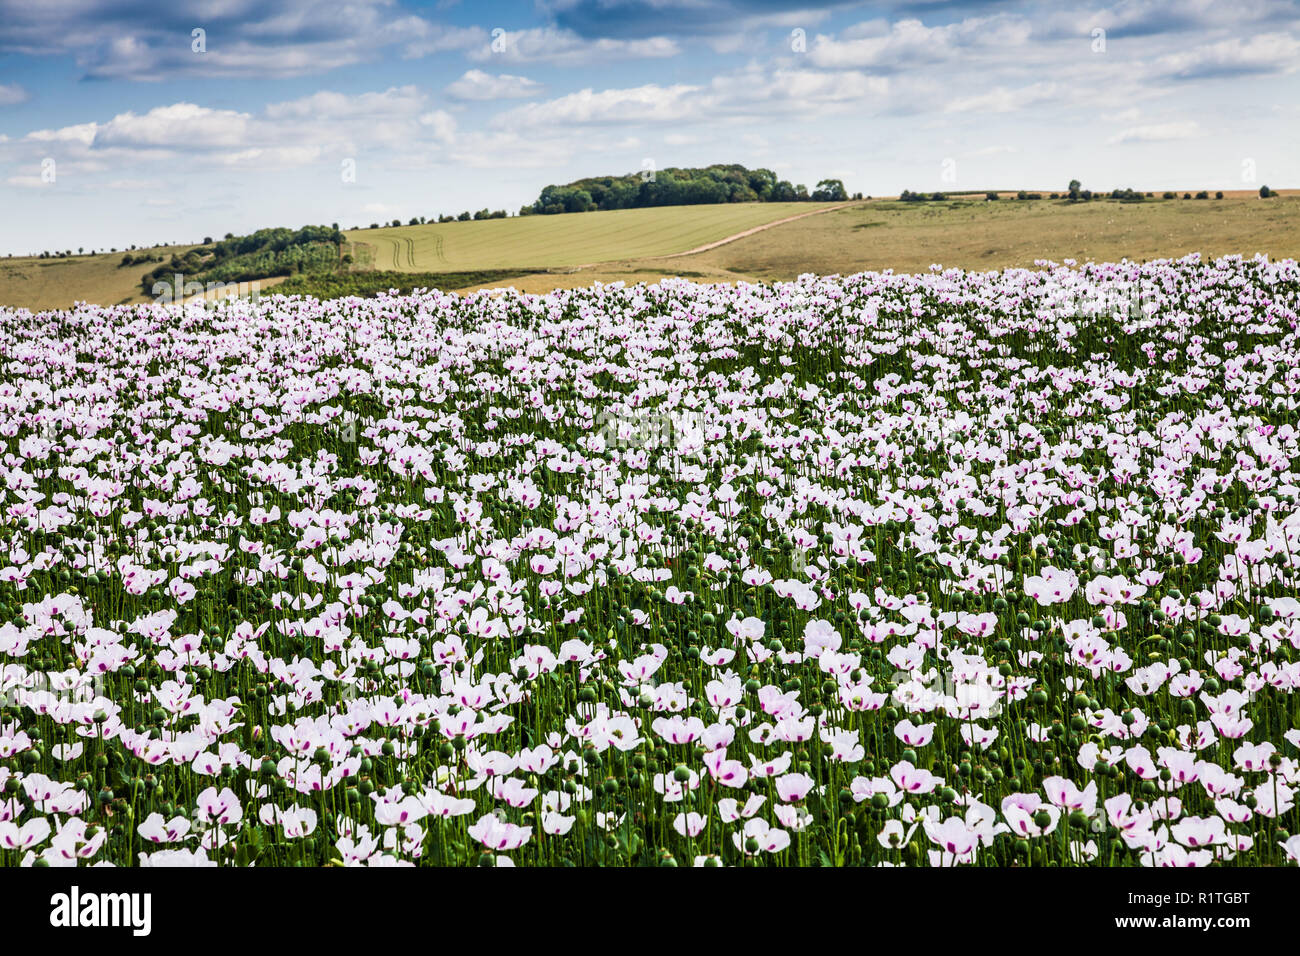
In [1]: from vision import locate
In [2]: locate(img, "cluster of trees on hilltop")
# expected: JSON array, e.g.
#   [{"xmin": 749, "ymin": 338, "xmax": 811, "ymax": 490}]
[
  {"xmin": 139, "ymin": 224, "xmax": 344, "ymax": 293},
  {"xmin": 520, "ymin": 164, "xmax": 851, "ymax": 215}
]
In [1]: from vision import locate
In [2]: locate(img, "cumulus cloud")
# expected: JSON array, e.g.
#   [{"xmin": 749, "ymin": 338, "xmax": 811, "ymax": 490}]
[
  {"xmin": 1107, "ymin": 121, "xmax": 1202, "ymax": 145},
  {"xmin": 493, "ymin": 67, "xmax": 888, "ymax": 129},
  {"xmin": 468, "ymin": 27, "xmax": 679, "ymax": 65},
  {"xmin": 1151, "ymin": 34, "xmax": 1300, "ymax": 80},
  {"xmin": 446, "ymin": 70, "xmax": 543, "ymax": 101},
  {"xmin": 944, "ymin": 82, "xmax": 1060, "ymax": 114},
  {"xmin": 6, "ymin": 87, "xmax": 459, "ymax": 174},
  {"xmin": 808, "ymin": 16, "xmax": 1033, "ymax": 71},
  {"xmin": 0, "ymin": 0, "xmax": 484, "ymax": 79},
  {"xmin": 93, "ymin": 103, "xmax": 253, "ymax": 149}
]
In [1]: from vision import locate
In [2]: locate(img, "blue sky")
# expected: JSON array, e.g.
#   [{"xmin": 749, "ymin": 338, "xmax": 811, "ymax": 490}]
[{"xmin": 1, "ymin": 0, "xmax": 1297, "ymax": 256}]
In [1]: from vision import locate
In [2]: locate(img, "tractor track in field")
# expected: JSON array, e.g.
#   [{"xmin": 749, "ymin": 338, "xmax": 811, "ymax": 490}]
[{"xmin": 569, "ymin": 201, "xmax": 861, "ymax": 270}]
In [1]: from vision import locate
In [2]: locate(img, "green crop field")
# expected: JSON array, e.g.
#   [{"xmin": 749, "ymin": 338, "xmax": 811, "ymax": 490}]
[{"xmin": 344, "ymin": 202, "xmax": 837, "ymax": 272}]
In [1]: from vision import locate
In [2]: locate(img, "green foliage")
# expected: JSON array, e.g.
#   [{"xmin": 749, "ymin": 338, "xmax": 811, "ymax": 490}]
[
  {"xmin": 272, "ymin": 269, "xmax": 536, "ymax": 300},
  {"xmin": 524, "ymin": 163, "xmax": 831, "ymax": 215},
  {"xmin": 899, "ymin": 190, "xmax": 948, "ymax": 202},
  {"xmin": 139, "ymin": 224, "xmax": 344, "ymax": 292}
]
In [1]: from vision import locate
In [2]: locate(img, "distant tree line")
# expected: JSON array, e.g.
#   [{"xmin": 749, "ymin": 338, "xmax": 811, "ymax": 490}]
[{"xmin": 518, "ymin": 164, "xmax": 848, "ymax": 216}]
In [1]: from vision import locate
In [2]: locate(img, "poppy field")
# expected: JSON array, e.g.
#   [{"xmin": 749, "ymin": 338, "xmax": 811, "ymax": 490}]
[{"xmin": 2, "ymin": 254, "xmax": 1299, "ymax": 868}]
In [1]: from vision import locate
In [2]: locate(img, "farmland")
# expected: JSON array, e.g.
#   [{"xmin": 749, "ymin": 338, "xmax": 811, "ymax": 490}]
[
  {"xmin": 0, "ymin": 244, "xmax": 201, "ymax": 312},
  {"xmin": 1, "ymin": 255, "xmax": 1298, "ymax": 867},
  {"xmin": 343, "ymin": 201, "xmax": 838, "ymax": 272},
  {"xmin": 2, "ymin": 194, "xmax": 1296, "ymax": 309},
  {"xmin": 459, "ymin": 192, "xmax": 1300, "ymax": 293}
]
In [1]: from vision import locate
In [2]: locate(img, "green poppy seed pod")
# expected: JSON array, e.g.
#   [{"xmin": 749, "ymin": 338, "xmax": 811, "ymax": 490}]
[{"xmin": 673, "ymin": 764, "xmax": 691, "ymax": 783}]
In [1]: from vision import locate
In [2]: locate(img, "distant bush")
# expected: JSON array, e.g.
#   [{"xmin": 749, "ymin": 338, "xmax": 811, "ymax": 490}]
[
  {"xmin": 1195, "ymin": 191, "xmax": 1209, "ymax": 200},
  {"xmin": 1215, "ymin": 191, "xmax": 1224, "ymax": 199},
  {"xmin": 1260, "ymin": 185, "xmax": 1277, "ymax": 198},
  {"xmin": 986, "ymin": 191, "xmax": 999, "ymax": 201},
  {"xmin": 899, "ymin": 190, "xmax": 947, "ymax": 202},
  {"xmin": 1163, "ymin": 192, "xmax": 1177, "ymax": 199}
]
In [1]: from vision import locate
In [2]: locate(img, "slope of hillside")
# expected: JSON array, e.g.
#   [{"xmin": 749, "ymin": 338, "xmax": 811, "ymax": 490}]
[
  {"xmin": 0, "ymin": 245, "xmax": 199, "ymax": 311},
  {"xmin": 344, "ymin": 203, "xmax": 837, "ymax": 272}
]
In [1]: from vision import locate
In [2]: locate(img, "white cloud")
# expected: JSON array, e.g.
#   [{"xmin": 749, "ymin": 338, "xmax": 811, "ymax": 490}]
[
  {"xmin": 93, "ymin": 103, "xmax": 252, "ymax": 149},
  {"xmin": 0, "ymin": 1, "xmax": 487, "ymax": 80},
  {"xmin": 0, "ymin": 83, "xmax": 28, "ymax": 106},
  {"xmin": 25, "ymin": 122, "xmax": 98, "ymax": 146},
  {"xmin": 944, "ymin": 82, "xmax": 1059, "ymax": 114},
  {"xmin": 419, "ymin": 110, "xmax": 458, "ymax": 143},
  {"xmin": 1152, "ymin": 34, "xmax": 1300, "ymax": 80},
  {"xmin": 493, "ymin": 68, "xmax": 889, "ymax": 130},
  {"xmin": 1107, "ymin": 121, "xmax": 1202, "ymax": 145},
  {"xmin": 265, "ymin": 86, "xmax": 428, "ymax": 120},
  {"xmin": 469, "ymin": 27, "xmax": 679, "ymax": 65},
  {"xmin": 445, "ymin": 70, "xmax": 542, "ymax": 101},
  {"xmin": 494, "ymin": 83, "xmax": 702, "ymax": 127},
  {"xmin": 808, "ymin": 16, "xmax": 1033, "ymax": 71}
]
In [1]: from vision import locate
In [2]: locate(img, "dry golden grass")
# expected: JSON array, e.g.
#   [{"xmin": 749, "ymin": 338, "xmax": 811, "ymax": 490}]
[
  {"xmin": 684, "ymin": 193, "xmax": 1300, "ymax": 281},
  {"xmin": 4, "ymin": 193, "xmax": 1297, "ymax": 307},
  {"xmin": 0, "ymin": 245, "xmax": 199, "ymax": 311},
  {"xmin": 462, "ymin": 193, "xmax": 1300, "ymax": 294}
]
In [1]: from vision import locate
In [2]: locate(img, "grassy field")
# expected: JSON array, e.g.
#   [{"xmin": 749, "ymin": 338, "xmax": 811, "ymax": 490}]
[
  {"xmin": 344, "ymin": 203, "xmax": 836, "ymax": 272},
  {"xmin": 3, "ymin": 193, "xmax": 1296, "ymax": 307},
  {"xmin": 461, "ymin": 192, "xmax": 1300, "ymax": 293},
  {"xmin": 0, "ymin": 244, "xmax": 200, "ymax": 311}
]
